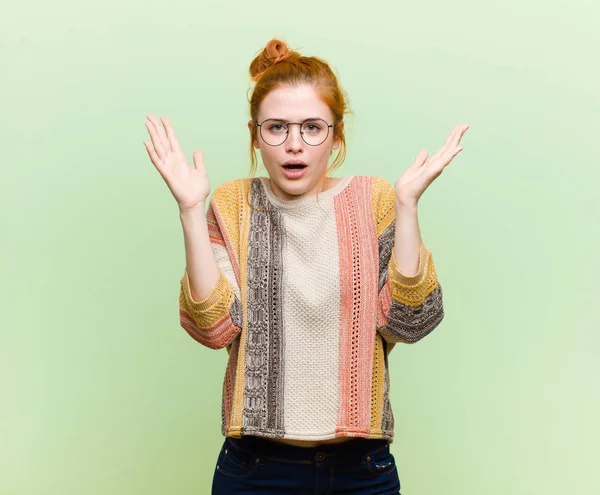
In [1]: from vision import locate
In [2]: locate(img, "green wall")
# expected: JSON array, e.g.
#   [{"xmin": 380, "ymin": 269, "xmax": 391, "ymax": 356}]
[{"xmin": 2, "ymin": 0, "xmax": 598, "ymax": 493}]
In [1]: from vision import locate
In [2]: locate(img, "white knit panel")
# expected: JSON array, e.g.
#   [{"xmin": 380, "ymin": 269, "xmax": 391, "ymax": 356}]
[
  {"xmin": 281, "ymin": 199, "xmax": 341, "ymax": 438},
  {"xmin": 212, "ymin": 243, "xmax": 241, "ymax": 301}
]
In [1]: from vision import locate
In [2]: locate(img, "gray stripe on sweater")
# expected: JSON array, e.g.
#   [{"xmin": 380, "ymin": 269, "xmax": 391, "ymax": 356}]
[{"xmin": 241, "ymin": 179, "xmax": 285, "ymax": 436}]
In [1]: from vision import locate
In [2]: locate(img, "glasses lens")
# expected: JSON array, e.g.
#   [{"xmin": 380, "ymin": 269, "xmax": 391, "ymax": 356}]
[
  {"xmin": 260, "ymin": 119, "xmax": 288, "ymax": 146},
  {"xmin": 301, "ymin": 119, "xmax": 329, "ymax": 146}
]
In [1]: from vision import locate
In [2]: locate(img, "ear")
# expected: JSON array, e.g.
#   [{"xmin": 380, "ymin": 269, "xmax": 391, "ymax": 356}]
[
  {"xmin": 248, "ymin": 120, "xmax": 260, "ymax": 149},
  {"xmin": 332, "ymin": 121, "xmax": 343, "ymax": 151}
]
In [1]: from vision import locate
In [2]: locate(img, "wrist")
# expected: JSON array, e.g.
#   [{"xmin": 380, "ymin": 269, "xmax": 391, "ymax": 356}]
[
  {"xmin": 179, "ymin": 202, "xmax": 206, "ymax": 217},
  {"xmin": 395, "ymin": 199, "xmax": 418, "ymax": 212}
]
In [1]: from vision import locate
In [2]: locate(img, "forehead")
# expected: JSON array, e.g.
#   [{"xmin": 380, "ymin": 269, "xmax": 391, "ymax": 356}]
[{"xmin": 258, "ymin": 83, "xmax": 333, "ymax": 121}]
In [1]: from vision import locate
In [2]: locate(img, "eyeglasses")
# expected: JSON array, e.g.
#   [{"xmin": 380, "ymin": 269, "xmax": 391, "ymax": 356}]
[{"xmin": 255, "ymin": 118, "xmax": 334, "ymax": 146}]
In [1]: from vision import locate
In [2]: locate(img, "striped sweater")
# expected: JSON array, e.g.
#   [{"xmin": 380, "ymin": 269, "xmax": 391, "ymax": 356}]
[{"xmin": 179, "ymin": 175, "xmax": 444, "ymax": 443}]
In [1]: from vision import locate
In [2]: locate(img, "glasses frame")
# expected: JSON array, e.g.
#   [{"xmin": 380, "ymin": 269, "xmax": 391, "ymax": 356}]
[{"xmin": 255, "ymin": 118, "xmax": 334, "ymax": 147}]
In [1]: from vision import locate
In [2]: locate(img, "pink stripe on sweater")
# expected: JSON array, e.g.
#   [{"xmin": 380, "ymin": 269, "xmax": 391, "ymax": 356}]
[
  {"xmin": 179, "ymin": 310, "xmax": 238, "ymax": 350},
  {"xmin": 335, "ymin": 177, "xmax": 378, "ymax": 433}
]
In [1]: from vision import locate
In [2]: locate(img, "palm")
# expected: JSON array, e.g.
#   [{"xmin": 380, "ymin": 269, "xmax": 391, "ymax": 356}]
[
  {"xmin": 144, "ymin": 115, "xmax": 211, "ymax": 211},
  {"xmin": 395, "ymin": 124, "xmax": 470, "ymax": 206}
]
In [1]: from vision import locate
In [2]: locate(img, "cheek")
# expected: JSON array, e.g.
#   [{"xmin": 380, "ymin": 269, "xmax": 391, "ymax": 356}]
[
  {"xmin": 258, "ymin": 146, "xmax": 279, "ymax": 167},
  {"xmin": 259, "ymin": 145, "xmax": 274, "ymax": 158},
  {"xmin": 316, "ymin": 146, "xmax": 333, "ymax": 162}
]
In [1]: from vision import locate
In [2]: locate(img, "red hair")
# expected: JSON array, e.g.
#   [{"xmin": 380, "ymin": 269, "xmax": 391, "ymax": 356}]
[{"xmin": 247, "ymin": 38, "xmax": 351, "ymax": 178}]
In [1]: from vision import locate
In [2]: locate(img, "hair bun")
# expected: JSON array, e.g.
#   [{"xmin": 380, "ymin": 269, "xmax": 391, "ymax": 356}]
[{"xmin": 249, "ymin": 38, "xmax": 299, "ymax": 82}]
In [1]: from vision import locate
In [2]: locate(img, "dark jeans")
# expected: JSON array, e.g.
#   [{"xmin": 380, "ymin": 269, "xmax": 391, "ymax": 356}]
[{"xmin": 211, "ymin": 434, "xmax": 401, "ymax": 494}]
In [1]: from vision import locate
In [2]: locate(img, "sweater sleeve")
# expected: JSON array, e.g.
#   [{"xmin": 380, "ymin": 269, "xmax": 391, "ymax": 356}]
[
  {"xmin": 373, "ymin": 177, "xmax": 445, "ymax": 345},
  {"xmin": 178, "ymin": 182, "xmax": 243, "ymax": 350}
]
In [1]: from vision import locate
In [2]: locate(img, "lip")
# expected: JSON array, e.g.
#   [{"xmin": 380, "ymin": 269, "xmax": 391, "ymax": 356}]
[
  {"xmin": 282, "ymin": 160, "xmax": 308, "ymax": 167},
  {"xmin": 281, "ymin": 160, "xmax": 309, "ymax": 180}
]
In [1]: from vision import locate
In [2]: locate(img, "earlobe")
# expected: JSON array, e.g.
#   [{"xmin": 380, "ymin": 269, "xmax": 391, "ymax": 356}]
[
  {"xmin": 332, "ymin": 121, "xmax": 343, "ymax": 151},
  {"xmin": 248, "ymin": 120, "xmax": 260, "ymax": 149}
]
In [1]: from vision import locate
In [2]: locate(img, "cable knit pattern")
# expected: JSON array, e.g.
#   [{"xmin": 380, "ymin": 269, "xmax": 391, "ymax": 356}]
[{"xmin": 178, "ymin": 175, "xmax": 444, "ymax": 443}]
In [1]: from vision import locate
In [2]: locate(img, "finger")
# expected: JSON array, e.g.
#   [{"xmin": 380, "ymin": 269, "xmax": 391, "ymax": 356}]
[
  {"xmin": 455, "ymin": 124, "xmax": 470, "ymax": 145},
  {"xmin": 449, "ymin": 124, "xmax": 469, "ymax": 150},
  {"xmin": 146, "ymin": 114, "xmax": 169, "ymax": 143},
  {"xmin": 145, "ymin": 120, "xmax": 167, "ymax": 161},
  {"xmin": 444, "ymin": 125, "xmax": 469, "ymax": 160},
  {"xmin": 441, "ymin": 124, "xmax": 462, "ymax": 149},
  {"xmin": 146, "ymin": 114, "xmax": 171, "ymax": 154},
  {"xmin": 426, "ymin": 141, "xmax": 459, "ymax": 176},
  {"xmin": 435, "ymin": 142, "xmax": 465, "ymax": 175},
  {"xmin": 432, "ymin": 124, "xmax": 469, "ymax": 162},
  {"xmin": 441, "ymin": 146, "xmax": 464, "ymax": 165},
  {"xmin": 435, "ymin": 124, "xmax": 463, "ymax": 159},
  {"xmin": 161, "ymin": 116, "xmax": 182, "ymax": 153},
  {"xmin": 193, "ymin": 150, "xmax": 205, "ymax": 170},
  {"xmin": 407, "ymin": 150, "xmax": 428, "ymax": 173},
  {"xmin": 144, "ymin": 140, "xmax": 166, "ymax": 175}
]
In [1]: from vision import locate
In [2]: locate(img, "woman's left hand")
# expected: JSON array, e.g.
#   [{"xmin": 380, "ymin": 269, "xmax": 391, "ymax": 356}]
[{"xmin": 395, "ymin": 124, "xmax": 470, "ymax": 207}]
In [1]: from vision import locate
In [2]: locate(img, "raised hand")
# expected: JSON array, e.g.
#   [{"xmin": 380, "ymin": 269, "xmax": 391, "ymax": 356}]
[
  {"xmin": 394, "ymin": 124, "xmax": 470, "ymax": 207},
  {"xmin": 144, "ymin": 115, "xmax": 211, "ymax": 212}
]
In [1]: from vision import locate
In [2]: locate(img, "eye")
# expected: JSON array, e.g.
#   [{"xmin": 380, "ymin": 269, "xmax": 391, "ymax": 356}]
[{"xmin": 304, "ymin": 123, "xmax": 322, "ymax": 132}]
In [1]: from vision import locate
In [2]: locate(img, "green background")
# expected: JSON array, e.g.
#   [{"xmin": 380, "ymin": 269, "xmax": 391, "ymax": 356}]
[{"xmin": 2, "ymin": 0, "xmax": 598, "ymax": 493}]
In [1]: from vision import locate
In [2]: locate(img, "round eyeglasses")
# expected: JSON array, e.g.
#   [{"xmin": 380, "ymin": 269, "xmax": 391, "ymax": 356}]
[{"xmin": 255, "ymin": 118, "xmax": 334, "ymax": 146}]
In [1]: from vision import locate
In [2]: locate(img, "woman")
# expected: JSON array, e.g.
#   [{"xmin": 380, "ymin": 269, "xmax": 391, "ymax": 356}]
[{"xmin": 144, "ymin": 38, "xmax": 468, "ymax": 495}]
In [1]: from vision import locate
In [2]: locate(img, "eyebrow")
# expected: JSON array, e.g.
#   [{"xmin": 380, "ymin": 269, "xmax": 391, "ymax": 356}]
[{"xmin": 264, "ymin": 116, "xmax": 324, "ymax": 122}]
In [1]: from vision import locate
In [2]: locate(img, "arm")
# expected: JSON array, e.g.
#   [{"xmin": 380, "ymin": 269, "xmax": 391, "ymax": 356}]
[
  {"xmin": 376, "ymin": 179, "xmax": 444, "ymax": 345},
  {"xmin": 178, "ymin": 185, "xmax": 243, "ymax": 350},
  {"xmin": 180, "ymin": 202, "xmax": 220, "ymax": 302},
  {"xmin": 377, "ymin": 124, "xmax": 468, "ymax": 345},
  {"xmin": 392, "ymin": 203, "xmax": 421, "ymax": 277}
]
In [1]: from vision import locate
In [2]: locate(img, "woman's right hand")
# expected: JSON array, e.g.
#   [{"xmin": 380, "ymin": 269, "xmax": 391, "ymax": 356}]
[{"xmin": 144, "ymin": 114, "xmax": 211, "ymax": 212}]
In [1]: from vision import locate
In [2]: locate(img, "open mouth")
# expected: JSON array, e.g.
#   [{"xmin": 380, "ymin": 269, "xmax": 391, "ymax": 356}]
[{"xmin": 281, "ymin": 162, "xmax": 308, "ymax": 179}]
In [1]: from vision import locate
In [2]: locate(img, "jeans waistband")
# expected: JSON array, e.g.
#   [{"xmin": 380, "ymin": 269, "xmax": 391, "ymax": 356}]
[{"xmin": 225, "ymin": 435, "xmax": 389, "ymax": 462}]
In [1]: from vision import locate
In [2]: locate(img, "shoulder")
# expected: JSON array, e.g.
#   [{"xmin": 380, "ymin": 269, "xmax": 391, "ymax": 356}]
[
  {"xmin": 211, "ymin": 178, "xmax": 244, "ymax": 198},
  {"xmin": 349, "ymin": 175, "xmax": 394, "ymax": 195},
  {"xmin": 209, "ymin": 178, "xmax": 252, "ymax": 211},
  {"xmin": 368, "ymin": 175, "xmax": 395, "ymax": 196},
  {"xmin": 364, "ymin": 175, "xmax": 396, "ymax": 233},
  {"xmin": 359, "ymin": 175, "xmax": 395, "ymax": 207}
]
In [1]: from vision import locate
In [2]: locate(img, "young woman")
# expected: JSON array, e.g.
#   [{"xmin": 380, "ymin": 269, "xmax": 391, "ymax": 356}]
[{"xmin": 144, "ymin": 38, "xmax": 468, "ymax": 495}]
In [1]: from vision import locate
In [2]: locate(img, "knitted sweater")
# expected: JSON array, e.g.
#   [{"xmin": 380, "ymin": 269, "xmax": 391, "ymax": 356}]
[{"xmin": 179, "ymin": 175, "xmax": 444, "ymax": 443}]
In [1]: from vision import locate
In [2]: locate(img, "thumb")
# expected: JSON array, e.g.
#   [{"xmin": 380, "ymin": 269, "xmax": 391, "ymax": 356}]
[
  {"xmin": 192, "ymin": 150, "xmax": 205, "ymax": 170},
  {"xmin": 407, "ymin": 150, "xmax": 428, "ymax": 173}
]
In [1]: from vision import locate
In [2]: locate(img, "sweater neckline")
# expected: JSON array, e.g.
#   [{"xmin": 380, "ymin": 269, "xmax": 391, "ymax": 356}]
[{"xmin": 257, "ymin": 176, "xmax": 355, "ymax": 210}]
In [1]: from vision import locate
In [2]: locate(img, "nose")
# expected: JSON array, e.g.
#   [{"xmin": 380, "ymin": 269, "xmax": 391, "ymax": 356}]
[{"xmin": 285, "ymin": 123, "xmax": 304, "ymax": 152}]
